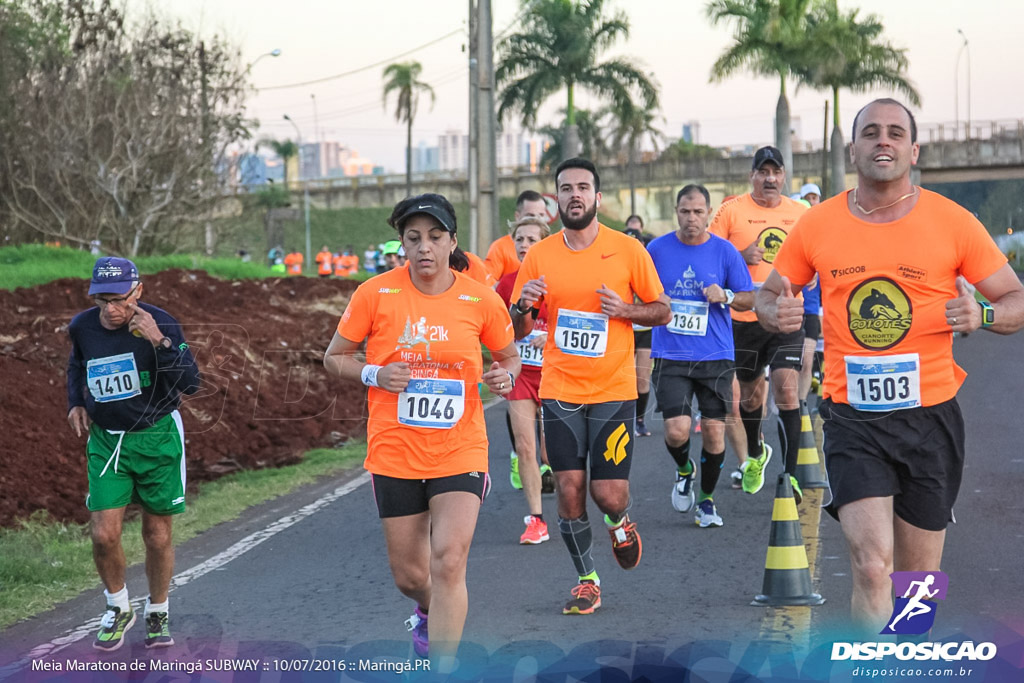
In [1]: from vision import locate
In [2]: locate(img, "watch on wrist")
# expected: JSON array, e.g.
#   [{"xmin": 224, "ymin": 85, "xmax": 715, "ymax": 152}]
[
  {"xmin": 724, "ymin": 289, "xmax": 736, "ymax": 305},
  {"xmin": 158, "ymin": 336, "xmax": 173, "ymax": 349},
  {"xmin": 506, "ymin": 370, "xmax": 516, "ymax": 389},
  {"xmin": 978, "ymin": 300, "xmax": 995, "ymax": 327},
  {"xmin": 511, "ymin": 301, "xmax": 531, "ymax": 316}
]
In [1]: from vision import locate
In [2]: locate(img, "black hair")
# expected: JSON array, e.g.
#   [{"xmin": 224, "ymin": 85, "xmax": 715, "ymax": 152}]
[
  {"xmin": 851, "ymin": 98, "xmax": 918, "ymax": 143},
  {"xmin": 676, "ymin": 184, "xmax": 711, "ymax": 207},
  {"xmin": 625, "ymin": 214, "xmax": 644, "ymax": 227},
  {"xmin": 554, "ymin": 157, "xmax": 600, "ymax": 192},
  {"xmin": 387, "ymin": 193, "xmax": 469, "ymax": 272},
  {"xmin": 516, "ymin": 190, "xmax": 544, "ymax": 209}
]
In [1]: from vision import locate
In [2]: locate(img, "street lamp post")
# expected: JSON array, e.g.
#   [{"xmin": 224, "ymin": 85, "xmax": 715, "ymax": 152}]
[
  {"xmin": 955, "ymin": 30, "xmax": 971, "ymax": 140},
  {"xmin": 248, "ymin": 48, "xmax": 282, "ymax": 73},
  {"xmin": 284, "ymin": 114, "xmax": 312, "ymax": 266}
]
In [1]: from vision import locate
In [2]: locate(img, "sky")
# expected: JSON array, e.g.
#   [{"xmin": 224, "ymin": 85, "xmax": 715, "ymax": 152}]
[{"xmin": 133, "ymin": 0, "xmax": 1024, "ymax": 173}]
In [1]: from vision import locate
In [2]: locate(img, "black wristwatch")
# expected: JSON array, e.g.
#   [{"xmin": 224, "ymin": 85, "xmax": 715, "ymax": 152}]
[
  {"xmin": 978, "ymin": 301, "xmax": 995, "ymax": 327},
  {"xmin": 510, "ymin": 301, "xmax": 532, "ymax": 316},
  {"xmin": 157, "ymin": 336, "xmax": 173, "ymax": 350}
]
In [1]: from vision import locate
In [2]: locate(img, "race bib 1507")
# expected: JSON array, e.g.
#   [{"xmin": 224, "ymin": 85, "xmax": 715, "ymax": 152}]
[{"xmin": 554, "ymin": 309, "xmax": 608, "ymax": 358}]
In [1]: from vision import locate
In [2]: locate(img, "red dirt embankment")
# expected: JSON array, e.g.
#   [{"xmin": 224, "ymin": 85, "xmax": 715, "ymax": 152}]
[{"xmin": 0, "ymin": 270, "xmax": 367, "ymax": 527}]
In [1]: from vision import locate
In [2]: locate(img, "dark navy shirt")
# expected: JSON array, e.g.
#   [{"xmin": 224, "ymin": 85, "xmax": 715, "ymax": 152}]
[{"xmin": 67, "ymin": 302, "xmax": 201, "ymax": 432}]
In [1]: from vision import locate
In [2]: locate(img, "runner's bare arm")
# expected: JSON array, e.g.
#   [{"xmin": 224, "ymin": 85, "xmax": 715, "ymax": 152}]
[
  {"xmin": 481, "ymin": 343, "xmax": 521, "ymax": 397},
  {"xmin": 324, "ymin": 332, "xmax": 411, "ymax": 393},
  {"xmin": 702, "ymin": 284, "xmax": 754, "ymax": 311},
  {"xmin": 68, "ymin": 406, "xmax": 91, "ymax": 438},
  {"xmin": 511, "ymin": 275, "xmax": 546, "ymax": 339},
  {"xmin": 596, "ymin": 287, "xmax": 671, "ymax": 326},
  {"xmin": 956, "ymin": 265, "xmax": 1024, "ymax": 334},
  {"xmin": 755, "ymin": 271, "xmax": 804, "ymax": 333}
]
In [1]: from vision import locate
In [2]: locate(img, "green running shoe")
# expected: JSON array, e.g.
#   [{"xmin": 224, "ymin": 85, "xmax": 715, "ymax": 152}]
[
  {"xmin": 789, "ymin": 474, "xmax": 803, "ymax": 506},
  {"xmin": 741, "ymin": 442, "xmax": 773, "ymax": 494},
  {"xmin": 509, "ymin": 451, "xmax": 522, "ymax": 490},
  {"xmin": 144, "ymin": 611, "xmax": 174, "ymax": 649},
  {"xmin": 93, "ymin": 605, "xmax": 135, "ymax": 652}
]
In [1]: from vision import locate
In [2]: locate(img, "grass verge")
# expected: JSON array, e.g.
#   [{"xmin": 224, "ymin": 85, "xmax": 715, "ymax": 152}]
[
  {"xmin": 0, "ymin": 443, "xmax": 365, "ymax": 631},
  {"xmin": 0, "ymin": 244, "xmax": 371, "ymax": 291}
]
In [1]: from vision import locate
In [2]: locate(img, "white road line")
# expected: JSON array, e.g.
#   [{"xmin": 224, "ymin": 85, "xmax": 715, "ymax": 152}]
[{"xmin": 1, "ymin": 472, "xmax": 370, "ymax": 677}]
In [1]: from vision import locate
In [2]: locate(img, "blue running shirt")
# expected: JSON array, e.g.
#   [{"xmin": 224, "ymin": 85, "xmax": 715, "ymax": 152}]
[{"xmin": 647, "ymin": 233, "xmax": 753, "ymax": 361}]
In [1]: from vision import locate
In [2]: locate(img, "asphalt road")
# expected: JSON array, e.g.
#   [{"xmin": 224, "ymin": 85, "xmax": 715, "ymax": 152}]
[{"xmin": 2, "ymin": 330, "xmax": 1022, "ymax": 681}]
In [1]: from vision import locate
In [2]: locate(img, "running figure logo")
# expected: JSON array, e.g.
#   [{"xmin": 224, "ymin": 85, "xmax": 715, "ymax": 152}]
[
  {"xmin": 880, "ymin": 571, "xmax": 948, "ymax": 635},
  {"xmin": 396, "ymin": 315, "xmax": 432, "ymax": 359}
]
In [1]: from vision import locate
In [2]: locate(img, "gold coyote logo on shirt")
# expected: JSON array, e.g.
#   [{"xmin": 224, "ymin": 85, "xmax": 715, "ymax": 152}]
[
  {"xmin": 757, "ymin": 227, "xmax": 788, "ymax": 263},
  {"xmin": 847, "ymin": 277, "xmax": 913, "ymax": 350}
]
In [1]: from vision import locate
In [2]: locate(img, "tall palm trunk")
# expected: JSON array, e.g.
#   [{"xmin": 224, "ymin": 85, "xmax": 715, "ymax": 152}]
[
  {"xmin": 563, "ymin": 81, "xmax": 579, "ymax": 159},
  {"xmin": 775, "ymin": 75, "xmax": 793, "ymax": 188},
  {"xmin": 628, "ymin": 140, "xmax": 637, "ymax": 215},
  {"xmin": 405, "ymin": 116, "xmax": 413, "ymax": 196},
  {"xmin": 829, "ymin": 89, "xmax": 846, "ymax": 195}
]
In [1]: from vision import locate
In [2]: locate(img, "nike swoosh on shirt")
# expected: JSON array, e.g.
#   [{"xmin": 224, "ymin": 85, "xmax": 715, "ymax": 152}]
[{"xmin": 601, "ymin": 253, "xmax": 615, "ymax": 259}]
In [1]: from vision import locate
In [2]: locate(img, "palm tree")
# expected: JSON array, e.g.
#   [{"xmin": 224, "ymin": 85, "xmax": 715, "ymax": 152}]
[
  {"xmin": 706, "ymin": 0, "xmax": 814, "ymax": 175},
  {"xmin": 260, "ymin": 138, "xmax": 299, "ymax": 189},
  {"xmin": 537, "ymin": 109, "xmax": 607, "ymax": 169},
  {"xmin": 497, "ymin": 0, "xmax": 658, "ymax": 161},
  {"xmin": 799, "ymin": 1, "xmax": 920, "ymax": 195},
  {"xmin": 603, "ymin": 103, "xmax": 665, "ymax": 215},
  {"xmin": 382, "ymin": 61, "xmax": 435, "ymax": 194}
]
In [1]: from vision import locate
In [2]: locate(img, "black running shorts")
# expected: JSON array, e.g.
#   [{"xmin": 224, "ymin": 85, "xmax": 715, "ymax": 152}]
[
  {"xmin": 732, "ymin": 320, "xmax": 804, "ymax": 382},
  {"xmin": 803, "ymin": 313, "xmax": 821, "ymax": 341},
  {"xmin": 633, "ymin": 328, "xmax": 652, "ymax": 350},
  {"xmin": 820, "ymin": 398, "xmax": 965, "ymax": 531},
  {"xmin": 652, "ymin": 359, "xmax": 735, "ymax": 420},
  {"xmin": 371, "ymin": 472, "xmax": 489, "ymax": 518},
  {"xmin": 541, "ymin": 399, "xmax": 635, "ymax": 480}
]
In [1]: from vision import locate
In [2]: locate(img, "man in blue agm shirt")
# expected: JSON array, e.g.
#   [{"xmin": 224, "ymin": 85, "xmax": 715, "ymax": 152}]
[
  {"xmin": 646, "ymin": 185, "xmax": 754, "ymax": 527},
  {"xmin": 67, "ymin": 257, "xmax": 200, "ymax": 652}
]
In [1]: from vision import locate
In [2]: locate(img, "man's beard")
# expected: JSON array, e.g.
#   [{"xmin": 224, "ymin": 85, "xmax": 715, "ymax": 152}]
[{"xmin": 558, "ymin": 202, "xmax": 597, "ymax": 231}]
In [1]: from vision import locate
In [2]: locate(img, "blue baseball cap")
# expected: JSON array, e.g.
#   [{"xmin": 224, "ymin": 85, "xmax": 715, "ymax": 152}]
[{"xmin": 89, "ymin": 257, "xmax": 139, "ymax": 295}]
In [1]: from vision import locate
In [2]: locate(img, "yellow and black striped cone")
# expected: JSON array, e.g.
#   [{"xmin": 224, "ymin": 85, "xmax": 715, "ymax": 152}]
[
  {"xmin": 794, "ymin": 401, "xmax": 828, "ymax": 490},
  {"xmin": 752, "ymin": 473, "xmax": 825, "ymax": 606}
]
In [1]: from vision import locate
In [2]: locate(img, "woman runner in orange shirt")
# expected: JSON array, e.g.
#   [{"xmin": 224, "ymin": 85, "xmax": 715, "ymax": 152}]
[{"xmin": 323, "ymin": 193, "xmax": 520, "ymax": 671}]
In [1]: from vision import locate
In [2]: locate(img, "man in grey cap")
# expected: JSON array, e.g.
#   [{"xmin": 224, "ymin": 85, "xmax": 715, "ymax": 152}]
[
  {"xmin": 709, "ymin": 146, "xmax": 809, "ymax": 503},
  {"xmin": 67, "ymin": 257, "xmax": 200, "ymax": 652}
]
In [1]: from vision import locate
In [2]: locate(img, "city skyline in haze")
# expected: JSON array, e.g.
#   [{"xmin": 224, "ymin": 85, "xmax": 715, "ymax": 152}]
[{"xmin": 136, "ymin": 0, "xmax": 1024, "ymax": 173}]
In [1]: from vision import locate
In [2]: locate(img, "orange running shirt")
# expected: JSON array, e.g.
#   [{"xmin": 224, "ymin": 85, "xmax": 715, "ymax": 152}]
[
  {"xmin": 464, "ymin": 251, "xmax": 496, "ymax": 287},
  {"xmin": 773, "ymin": 189, "xmax": 1007, "ymax": 408},
  {"xmin": 511, "ymin": 224, "xmax": 664, "ymax": 403},
  {"xmin": 710, "ymin": 193, "xmax": 807, "ymax": 322},
  {"xmin": 284, "ymin": 252, "xmax": 303, "ymax": 275},
  {"xmin": 316, "ymin": 249, "xmax": 333, "ymax": 276},
  {"xmin": 338, "ymin": 267, "xmax": 514, "ymax": 478},
  {"xmin": 484, "ymin": 234, "xmax": 520, "ymax": 281}
]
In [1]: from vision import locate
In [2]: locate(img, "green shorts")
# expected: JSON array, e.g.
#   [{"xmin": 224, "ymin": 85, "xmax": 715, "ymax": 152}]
[{"xmin": 86, "ymin": 411, "xmax": 186, "ymax": 515}]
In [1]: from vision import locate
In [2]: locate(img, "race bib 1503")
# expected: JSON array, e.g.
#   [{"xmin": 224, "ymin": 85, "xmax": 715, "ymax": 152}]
[{"xmin": 845, "ymin": 353, "xmax": 921, "ymax": 411}]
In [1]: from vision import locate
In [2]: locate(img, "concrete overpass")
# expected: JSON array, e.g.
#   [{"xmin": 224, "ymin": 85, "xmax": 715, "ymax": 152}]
[{"xmin": 257, "ymin": 118, "xmax": 1024, "ymax": 234}]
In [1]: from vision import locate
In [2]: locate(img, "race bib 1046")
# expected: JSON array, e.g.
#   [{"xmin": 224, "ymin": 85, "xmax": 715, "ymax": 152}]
[
  {"xmin": 845, "ymin": 353, "xmax": 921, "ymax": 411},
  {"xmin": 398, "ymin": 378, "xmax": 466, "ymax": 429},
  {"xmin": 667, "ymin": 299, "xmax": 709, "ymax": 336},
  {"xmin": 87, "ymin": 352, "xmax": 142, "ymax": 403},
  {"xmin": 554, "ymin": 309, "xmax": 608, "ymax": 358}
]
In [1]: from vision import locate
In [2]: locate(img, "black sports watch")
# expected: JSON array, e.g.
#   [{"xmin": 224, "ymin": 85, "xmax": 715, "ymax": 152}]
[
  {"xmin": 978, "ymin": 301, "xmax": 995, "ymax": 328},
  {"xmin": 510, "ymin": 301, "xmax": 532, "ymax": 316}
]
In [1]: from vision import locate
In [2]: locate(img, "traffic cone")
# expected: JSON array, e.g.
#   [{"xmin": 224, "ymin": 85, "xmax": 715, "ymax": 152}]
[
  {"xmin": 752, "ymin": 473, "xmax": 825, "ymax": 606},
  {"xmin": 794, "ymin": 401, "xmax": 828, "ymax": 490}
]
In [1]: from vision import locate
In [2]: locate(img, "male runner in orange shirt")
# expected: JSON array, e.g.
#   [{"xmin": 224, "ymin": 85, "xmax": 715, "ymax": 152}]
[
  {"xmin": 511, "ymin": 158, "xmax": 670, "ymax": 615},
  {"xmin": 485, "ymin": 190, "xmax": 549, "ymax": 281},
  {"xmin": 757, "ymin": 98, "xmax": 1024, "ymax": 633},
  {"xmin": 710, "ymin": 146, "xmax": 808, "ymax": 501}
]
